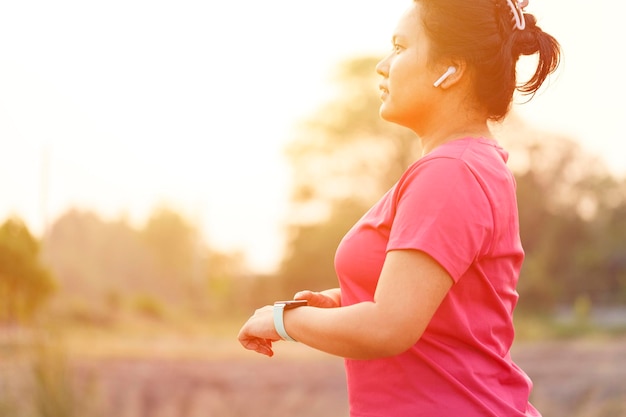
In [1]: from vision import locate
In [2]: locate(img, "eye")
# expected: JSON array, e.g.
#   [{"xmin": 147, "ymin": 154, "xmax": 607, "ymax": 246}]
[{"xmin": 392, "ymin": 43, "xmax": 404, "ymax": 54}]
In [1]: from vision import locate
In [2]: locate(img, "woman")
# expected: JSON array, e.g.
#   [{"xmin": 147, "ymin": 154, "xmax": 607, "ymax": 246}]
[{"xmin": 238, "ymin": 0, "xmax": 560, "ymax": 415}]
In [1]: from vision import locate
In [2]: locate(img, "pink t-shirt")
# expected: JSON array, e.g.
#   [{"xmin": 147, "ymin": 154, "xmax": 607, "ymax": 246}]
[{"xmin": 335, "ymin": 137, "xmax": 540, "ymax": 417}]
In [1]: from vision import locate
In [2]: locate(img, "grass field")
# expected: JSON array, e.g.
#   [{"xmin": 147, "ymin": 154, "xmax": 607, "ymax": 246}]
[{"xmin": 1, "ymin": 312, "xmax": 625, "ymax": 417}]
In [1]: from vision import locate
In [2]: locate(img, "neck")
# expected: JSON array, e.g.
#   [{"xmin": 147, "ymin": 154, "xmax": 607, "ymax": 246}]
[
  {"xmin": 414, "ymin": 96, "xmax": 493, "ymax": 155},
  {"xmin": 418, "ymin": 120, "xmax": 492, "ymax": 156}
]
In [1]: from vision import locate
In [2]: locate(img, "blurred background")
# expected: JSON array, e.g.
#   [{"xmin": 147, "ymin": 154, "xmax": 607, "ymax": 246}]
[{"xmin": 1, "ymin": 1, "xmax": 625, "ymax": 416}]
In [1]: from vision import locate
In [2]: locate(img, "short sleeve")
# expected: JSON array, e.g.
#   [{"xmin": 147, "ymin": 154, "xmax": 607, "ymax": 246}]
[{"xmin": 387, "ymin": 157, "xmax": 493, "ymax": 282}]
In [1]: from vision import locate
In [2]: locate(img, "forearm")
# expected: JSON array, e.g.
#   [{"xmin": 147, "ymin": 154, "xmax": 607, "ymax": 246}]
[{"xmin": 283, "ymin": 301, "xmax": 410, "ymax": 360}]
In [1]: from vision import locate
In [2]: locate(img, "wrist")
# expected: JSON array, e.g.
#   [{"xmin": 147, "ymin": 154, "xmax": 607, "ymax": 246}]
[{"xmin": 273, "ymin": 300, "xmax": 306, "ymax": 342}]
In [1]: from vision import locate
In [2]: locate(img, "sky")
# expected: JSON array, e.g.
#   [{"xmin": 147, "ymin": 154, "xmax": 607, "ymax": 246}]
[{"xmin": 0, "ymin": 1, "xmax": 623, "ymax": 272}]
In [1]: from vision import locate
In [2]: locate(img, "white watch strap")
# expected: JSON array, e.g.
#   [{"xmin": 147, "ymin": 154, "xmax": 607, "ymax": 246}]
[{"xmin": 273, "ymin": 303, "xmax": 297, "ymax": 342}]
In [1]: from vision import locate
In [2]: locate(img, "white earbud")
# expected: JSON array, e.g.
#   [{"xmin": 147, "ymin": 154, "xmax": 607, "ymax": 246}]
[{"xmin": 433, "ymin": 66, "xmax": 457, "ymax": 88}]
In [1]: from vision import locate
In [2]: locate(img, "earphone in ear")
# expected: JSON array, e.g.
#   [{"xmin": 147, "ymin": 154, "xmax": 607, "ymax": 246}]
[{"xmin": 433, "ymin": 66, "xmax": 457, "ymax": 88}]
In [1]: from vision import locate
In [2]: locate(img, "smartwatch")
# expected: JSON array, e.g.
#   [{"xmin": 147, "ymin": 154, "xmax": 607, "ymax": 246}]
[{"xmin": 273, "ymin": 300, "xmax": 307, "ymax": 342}]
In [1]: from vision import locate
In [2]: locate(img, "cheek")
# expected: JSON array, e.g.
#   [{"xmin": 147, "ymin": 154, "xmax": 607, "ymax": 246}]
[
  {"xmin": 389, "ymin": 61, "xmax": 425, "ymax": 104},
  {"xmin": 389, "ymin": 64, "xmax": 410, "ymax": 93},
  {"xmin": 389, "ymin": 74, "xmax": 423, "ymax": 110},
  {"xmin": 381, "ymin": 78, "xmax": 433, "ymax": 126}
]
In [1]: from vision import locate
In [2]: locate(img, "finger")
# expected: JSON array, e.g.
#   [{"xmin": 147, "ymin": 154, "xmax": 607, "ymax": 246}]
[
  {"xmin": 293, "ymin": 290, "xmax": 313, "ymax": 300},
  {"xmin": 250, "ymin": 338, "xmax": 274, "ymax": 357},
  {"xmin": 256, "ymin": 344, "xmax": 274, "ymax": 357},
  {"xmin": 294, "ymin": 290, "xmax": 335, "ymax": 308},
  {"xmin": 239, "ymin": 337, "xmax": 259, "ymax": 351},
  {"xmin": 240, "ymin": 337, "xmax": 273, "ymax": 357}
]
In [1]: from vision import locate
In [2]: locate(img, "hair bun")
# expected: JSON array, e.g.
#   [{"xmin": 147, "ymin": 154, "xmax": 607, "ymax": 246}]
[{"xmin": 512, "ymin": 13, "xmax": 540, "ymax": 57}]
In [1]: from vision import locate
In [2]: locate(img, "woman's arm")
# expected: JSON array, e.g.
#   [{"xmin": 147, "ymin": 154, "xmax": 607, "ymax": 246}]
[
  {"xmin": 286, "ymin": 250, "xmax": 452, "ymax": 358},
  {"xmin": 238, "ymin": 249, "xmax": 453, "ymax": 359}
]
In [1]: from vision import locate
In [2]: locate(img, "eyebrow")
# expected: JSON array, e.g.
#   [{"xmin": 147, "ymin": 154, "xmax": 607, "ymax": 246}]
[{"xmin": 392, "ymin": 34, "xmax": 406, "ymax": 44}]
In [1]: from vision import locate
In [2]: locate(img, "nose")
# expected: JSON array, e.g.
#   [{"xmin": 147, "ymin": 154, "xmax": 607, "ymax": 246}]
[{"xmin": 376, "ymin": 55, "xmax": 390, "ymax": 77}]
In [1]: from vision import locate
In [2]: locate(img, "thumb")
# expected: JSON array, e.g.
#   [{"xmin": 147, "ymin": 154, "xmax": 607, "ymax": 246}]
[{"xmin": 293, "ymin": 290, "xmax": 314, "ymax": 300}]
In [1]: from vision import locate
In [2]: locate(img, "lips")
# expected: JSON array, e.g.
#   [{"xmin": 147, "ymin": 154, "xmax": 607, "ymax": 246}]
[{"xmin": 379, "ymin": 83, "xmax": 389, "ymax": 99}]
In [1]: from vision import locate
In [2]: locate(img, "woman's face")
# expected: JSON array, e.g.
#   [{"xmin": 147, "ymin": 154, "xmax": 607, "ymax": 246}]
[{"xmin": 376, "ymin": 2, "xmax": 443, "ymax": 132}]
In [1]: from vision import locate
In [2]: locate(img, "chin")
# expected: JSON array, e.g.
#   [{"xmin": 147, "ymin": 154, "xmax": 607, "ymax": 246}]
[
  {"xmin": 379, "ymin": 104, "xmax": 418, "ymax": 131},
  {"xmin": 379, "ymin": 104, "xmax": 393, "ymax": 122},
  {"xmin": 379, "ymin": 105, "xmax": 401, "ymax": 125}
]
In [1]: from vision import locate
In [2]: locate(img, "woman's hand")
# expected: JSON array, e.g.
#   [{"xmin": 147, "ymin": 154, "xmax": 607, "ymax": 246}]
[
  {"xmin": 238, "ymin": 288, "xmax": 341, "ymax": 357},
  {"xmin": 237, "ymin": 305, "xmax": 280, "ymax": 357},
  {"xmin": 294, "ymin": 289, "xmax": 340, "ymax": 308}
]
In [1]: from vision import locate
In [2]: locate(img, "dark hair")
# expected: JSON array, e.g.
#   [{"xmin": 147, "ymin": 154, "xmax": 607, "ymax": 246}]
[{"xmin": 416, "ymin": 0, "xmax": 561, "ymax": 121}]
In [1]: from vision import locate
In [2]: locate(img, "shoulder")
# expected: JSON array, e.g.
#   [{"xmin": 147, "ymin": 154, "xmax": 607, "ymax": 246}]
[
  {"xmin": 398, "ymin": 153, "xmax": 476, "ymax": 195},
  {"xmin": 399, "ymin": 138, "xmax": 509, "ymax": 191}
]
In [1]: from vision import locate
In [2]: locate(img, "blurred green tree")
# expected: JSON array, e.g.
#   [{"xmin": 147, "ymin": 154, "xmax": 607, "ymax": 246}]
[
  {"xmin": 139, "ymin": 206, "xmax": 252, "ymax": 313},
  {"xmin": 44, "ymin": 209, "xmax": 167, "ymax": 301},
  {"xmin": 44, "ymin": 207, "xmax": 251, "ymax": 317},
  {"xmin": 0, "ymin": 217, "xmax": 56, "ymax": 323},
  {"xmin": 499, "ymin": 121, "xmax": 626, "ymax": 308},
  {"xmin": 140, "ymin": 206, "xmax": 199, "ymax": 284}
]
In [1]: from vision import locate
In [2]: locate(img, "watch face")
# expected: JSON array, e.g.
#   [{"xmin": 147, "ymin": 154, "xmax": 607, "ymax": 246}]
[{"xmin": 275, "ymin": 300, "xmax": 308, "ymax": 309}]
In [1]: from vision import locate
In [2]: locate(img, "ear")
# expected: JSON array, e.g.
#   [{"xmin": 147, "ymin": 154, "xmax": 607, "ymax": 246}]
[{"xmin": 436, "ymin": 60, "xmax": 466, "ymax": 89}]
